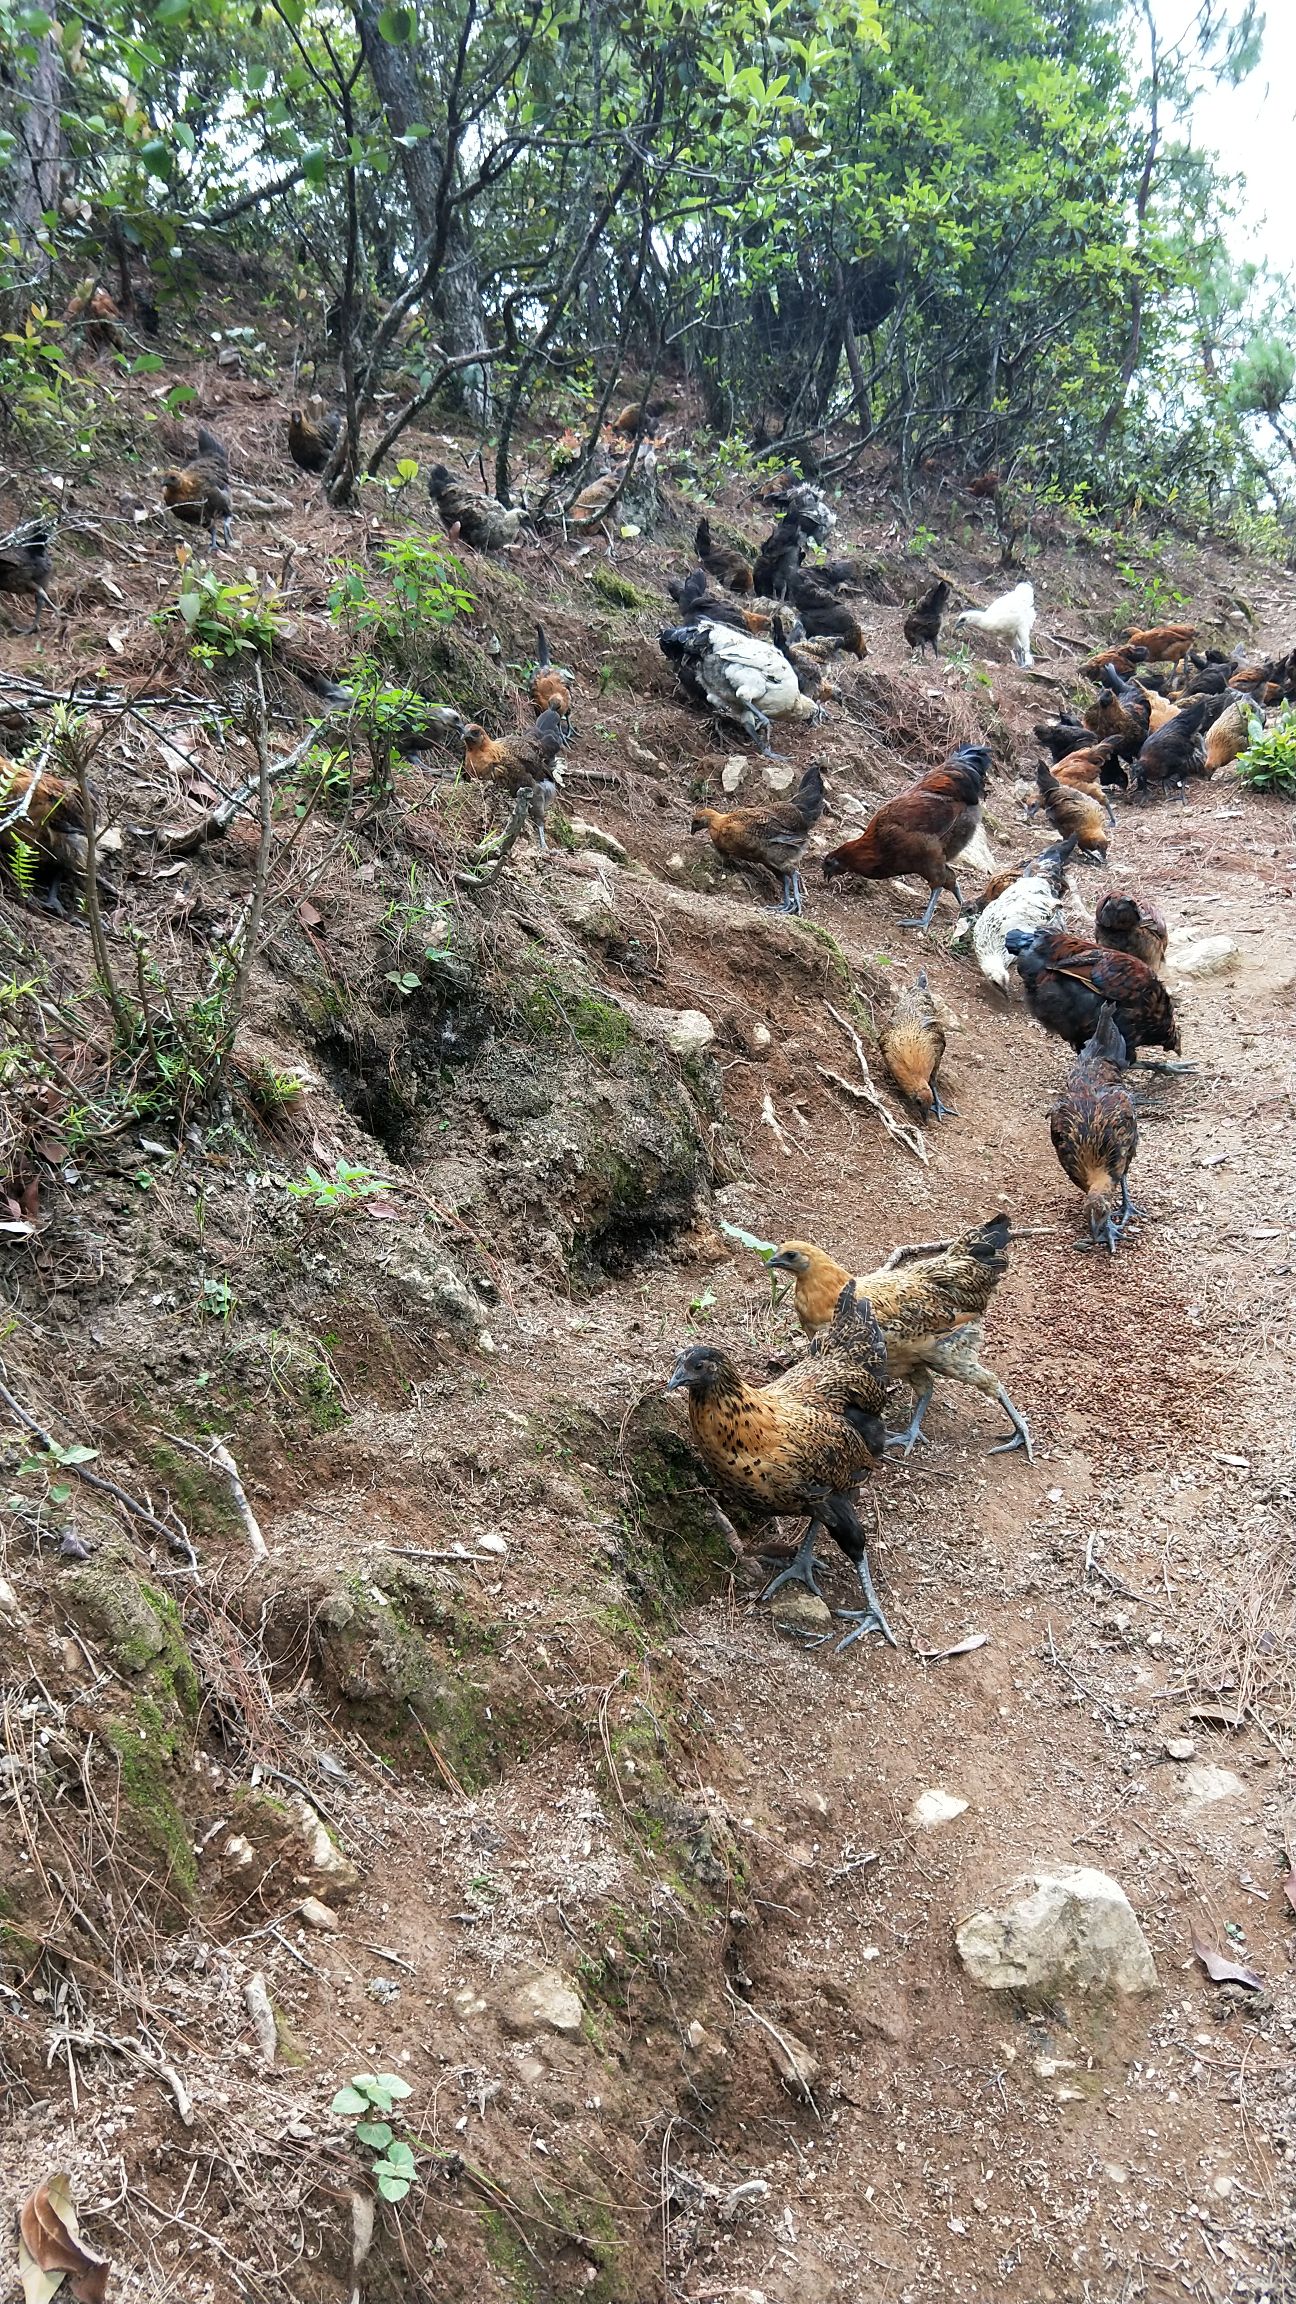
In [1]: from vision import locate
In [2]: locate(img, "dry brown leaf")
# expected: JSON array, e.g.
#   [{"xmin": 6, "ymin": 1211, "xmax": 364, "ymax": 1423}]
[
  {"xmin": 18, "ymin": 2174, "xmax": 109, "ymax": 2304},
  {"xmin": 1191, "ymin": 1935, "xmax": 1263, "ymax": 1990}
]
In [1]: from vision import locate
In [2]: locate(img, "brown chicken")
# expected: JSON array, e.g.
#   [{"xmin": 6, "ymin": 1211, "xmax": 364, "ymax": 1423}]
[
  {"xmin": 668, "ymin": 570, "xmax": 790, "ymax": 640},
  {"xmin": 288, "ymin": 406, "xmax": 342, "ymax": 474},
  {"xmin": 768, "ymin": 1214, "xmax": 1031, "ymax": 1459},
  {"xmin": 1049, "ymin": 1005, "xmax": 1140, "ymax": 1254},
  {"xmin": 1094, "ymin": 890, "xmax": 1168, "ymax": 972},
  {"xmin": 1204, "ymin": 697, "xmax": 1257, "ymax": 772},
  {"xmin": 0, "ymin": 760, "xmax": 88, "ymax": 909},
  {"xmin": 878, "ymin": 970, "xmax": 954, "ymax": 1121},
  {"xmin": 771, "ymin": 617, "xmax": 841, "ymax": 704},
  {"xmin": 0, "ymin": 520, "xmax": 56, "ymax": 632},
  {"xmin": 162, "ymin": 427, "xmax": 233, "ymax": 547},
  {"xmin": 1123, "ymin": 623, "xmax": 1196, "ymax": 667},
  {"xmin": 529, "ymin": 625, "xmax": 574, "ymax": 726},
  {"xmin": 1132, "ymin": 697, "xmax": 1210, "ymax": 797},
  {"xmin": 427, "ymin": 463, "xmax": 523, "ymax": 550},
  {"xmin": 1033, "ymin": 761, "xmax": 1111, "ymax": 861},
  {"xmin": 691, "ymin": 762, "xmax": 823, "ymax": 915},
  {"xmin": 1079, "ymin": 643, "xmax": 1148, "ymax": 680},
  {"xmin": 1006, "ymin": 927, "xmax": 1180, "ymax": 1058},
  {"xmin": 695, "ymin": 517, "xmax": 754, "ymax": 594},
  {"xmin": 611, "ymin": 398, "xmax": 673, "ymax": 436},
  {"xmin": 1084, "ymin": 663, "xmax": 1151, "ymax": 756},
  {"xmin": 1049, "ymin": 734, "xmax": 1126, "ymax": 796},
  {"xmin": 64, "ymin": 281, "xmax": 124, "ymax": 352},
  {"xmin": 903, "ymin": 580, "xmax": 951, "ymax": 657},
  {"xmin": 667, "ymin": 1280, "xmax": 894, "ymax": 1647},
  {"xmin": 822, "ymin": 745, "xmax": 991, "ymax": 932},
  {"xmin": 458, "ymin": 705, "xmax": 566, "ymax": 877}
]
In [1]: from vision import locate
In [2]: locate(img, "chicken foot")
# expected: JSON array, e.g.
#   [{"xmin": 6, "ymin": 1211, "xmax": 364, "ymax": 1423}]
[
  {"xmin": 884, "ymin": 1336, "xmax": 1034, "ymax": 1462},
  {"xmin": 759, "ymin": 1521, "xmax": 827, "ymax": 1603},
  {"xmin": 899, "ymin": 880, "xmax": 959, "ymax": 933},
  {"xmin": 759, "ymin": 1521, "xmax": 898, "ymax": 1653}
]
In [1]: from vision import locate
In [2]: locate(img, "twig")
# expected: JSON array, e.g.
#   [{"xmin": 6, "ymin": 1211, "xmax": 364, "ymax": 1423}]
[
  {"xmin": 406, "ymin": 1703, "xmax": 467, "ymax": 1798},
  {"xmin": 724, "ymin": 1989, "xmax": 821, "ymax": 2117},
  {"xmin": 822, "ymin": 1002, "xmax": 929, "ymax": 1164},
  {"xmin": 155, "ymin": 724, "xmax": 318, "ymax": 857},
  {"xmin": 212, "ymin": 661, "xmax": 275, "ymax": 1089},
  {"xmin": 163, "ymin": 1432, "xmax": 267, "ymax": 1562},
  {"xmin": 0, "ymin": 1364, "xmax": 197, "ymax": 1565},
  {"xmin": 51, "ymin": 2025, "xmax": 194, "ymax": 2124},
  {"xmin": 759, "ymin": 1092, "xmax": 796, "ymax": 1157}
]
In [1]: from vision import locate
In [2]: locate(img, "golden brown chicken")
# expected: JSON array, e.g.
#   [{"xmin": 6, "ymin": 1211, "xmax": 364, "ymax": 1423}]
[
  {"xmin": 1093, "ymin": 890, "xmax": 1168, "ymax": 972},
  {"xmin": 1048, "ymin": 1005, "xmax": 1140, "ymax": 1254},
  {"xmin": 458, "ymin": 705, "xmax": 566, "ymax": 877},
  {"xmin": 769, "ymin": 1215, "xmax": 1031, "ymax": 1459},
  {"xmin": 611, "ymin": 398, "xmax": 673, "ymax": 436},
  {"xmin": 691, "ymin": 762, "xmax": 823, "ymax": 914},
  {"xmin": 529, "ymin": 625, "xmax": 574, "ymax": 726},
  {"xmin": 1033, "ymin": 761, "xmax": 1111, "ymax": 861},
  {"xmin": 878, "ymin": 970, "xmax": 954, "ymax": 1122},
  {"xmin": 1123, "ymin": 623, "xmax": 1196, "ymax": 667},
  {"xmin": 0, "ymin": 759, "xmax": 88, "ymax": 910},
  {"xmin": 821, "ymin": 746, "xmax": 991, "ymax": 932},
  {"xmin": 288, "ymin": 405, "xmax": 342, "ymax": 474},
  {"xmin": 1079, "ymin": 643, "xmax": 1148, "ymax": 681},
  {"xmin": 1204, "ymin": 697, "xmax": 1257, "ymax": 772},
  {"xmin": 0, "ymin": 520, "xmax": 56, "ymax": 632},
  {"xmin": 695, "ymin": 517, "xmax": 754, "ymax": 594},
  {"xmin": 667, "ymin": 1280, "xmax": 895, "ymax": 1647},
  {"xmin": 162, "ymin": 427, "xmax": 232, "ymax": 547},
  {"xmin": 1049, "ymin": 735, "xmax": 1126, "ymax": 798},
  {"xmin": 64, "ymin": 281, "xmax": 124, "ymax": 352}
]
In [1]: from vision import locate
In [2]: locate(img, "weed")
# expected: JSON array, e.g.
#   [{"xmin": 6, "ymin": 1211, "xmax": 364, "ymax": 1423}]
[
  {"xmin": 330, "ymin": 537, "xmax": 473, "ymax": 651},
  {"xmin": 198, "ymin": 1274, "xmax": 238, "ymax": 1322},
  {"xmin": 1236, "ymin": 705, "xmax": 1296, "ymax": 797},
  {"xmin": 165, "ymin": 565, "xmax": 283, "ymax": 661},
  {"xmin": 330, "ymin": 2072, "xmax": 418, "ymax": 2201},
  {"xmin": 286, "ymin": 1159, "xmax": 393, "ymax": 1212}
]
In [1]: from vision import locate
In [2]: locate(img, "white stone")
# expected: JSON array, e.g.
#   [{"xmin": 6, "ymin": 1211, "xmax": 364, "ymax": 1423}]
[
  {"xmin": 912, "ymin": 1789, "xmax": 969, "ymax": 1829},
  {"xmin": 569, "ymin": 818, "xmax": 628, "ymax": 864},
  {"xmin": 752, "ymin": 1023, "xmax": 772, "ymax": 1049},
  {"xmin": 502, "ymin": 1967, "xmax": 584, "ymax": 2038},
  {"xmin": 298, "ymin": 1896, "xmax": 339, "ymax": 1932},
  {"xmin": 1176, "ymin": 1764, "xmax": 1245, "ymax": 1815},
  {"xmin": 1164, "ymin": 1737, "xmax": 1196, "ymax": 1762},
  {"xmin": 763, "ymin": 2025, "xmax": 818, "ymax": 2099},
  {"xmin": 477, "ymin": 1532, "xmax": 508, "ymax": 1557},
  {"xmin": 721, "ymin": 757, "xmax": 746, "ymax": 794},
  {"xmin": 223, "ymin": 1834, "xmax": 255, "ymax": 1868},
  {"xmin": 955, "ymin": 1866, "xmax": 1157, "ymax": 1996},
  {"xmin": 637, "ymin": 1005, "xmax": 715, "ymax": 1059},
  {"xmin": 760, "ymin": 760, "xmax": 795, "ymax": 794},
  {"xmin": 291, "ymin": 1796, "xmax": 360, "ymax": 1892},
  {"xmin": 1167, "ymin": 935, "xmax": 1239, "ymax": 979}
]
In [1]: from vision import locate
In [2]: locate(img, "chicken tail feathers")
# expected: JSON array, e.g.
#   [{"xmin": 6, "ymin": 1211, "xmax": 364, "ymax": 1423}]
[
  {"xmin": 965, "ymin": 1213, "xmax": 1011, "ymax": 1268},
  {"xmin": 535, "ymin": 622, "xmax": 552, "ymax": 667},
  {"xmin": 790, "ymin": 759, "xmax": 825, "ymax": 829}
]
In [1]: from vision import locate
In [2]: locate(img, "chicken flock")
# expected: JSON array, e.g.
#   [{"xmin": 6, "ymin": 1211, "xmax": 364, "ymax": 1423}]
[{"xmin": 1, "ymin": 418, "xmax": 1288, "ymax": 1663}]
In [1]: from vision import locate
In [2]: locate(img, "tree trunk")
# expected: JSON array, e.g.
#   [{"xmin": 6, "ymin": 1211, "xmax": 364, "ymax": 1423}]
[
  {"xmin": 13, "ymin": 32, "xmax": 62, "ymax": 280},
  {"xmin": 352, "ymin": 0, "xmax": 490, "ymax": 422}
]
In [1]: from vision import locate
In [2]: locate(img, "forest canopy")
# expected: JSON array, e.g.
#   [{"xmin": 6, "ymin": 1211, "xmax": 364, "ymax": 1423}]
[{"xmin": 1, "ymin": 0, "xmax": 1290, "ymax": 526}]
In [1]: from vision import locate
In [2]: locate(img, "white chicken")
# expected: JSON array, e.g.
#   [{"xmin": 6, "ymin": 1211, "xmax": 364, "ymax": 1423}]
[
  {"xmin": 957, "ymin": 580, "xmax": 1036, "ymax": 667},
  {"xmin": 659, "ymin": 617, "xmax": 822, "ymax": 751},
  {"xmin": 973, "ymin": 843, "xmax": 1075, "ymax": 991}
]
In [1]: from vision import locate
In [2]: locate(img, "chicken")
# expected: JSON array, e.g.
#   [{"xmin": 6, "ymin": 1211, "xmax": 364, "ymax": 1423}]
[
  {"xmin": 1084, "ymin": 662, "xmax": 1151, "ymax": 757},
  {"xmin": 611, "ymin": 398, "xmax": 673, "ymax": 435},
  {"xmin": 427, "ymin": 462, "xmax": 523, "ymax": 551},
  {"xmin": 752, "ymin": 514, "xmax": 807, "ymax": 601},
  {"xmin": 567, "ymin": 471, "xmax": 621, "ymax": 528},
  {"xmin": 659, "ymin": 619, "xmax": 820, "ymax": 752},
  {"xmin": 64, "ymin": 281, "xmax": 124, "ymax": 351},
  {"xmin": 768, "ymin": 1214, "xmax": 1031, "ymax": 1460},
  {"xmin": 956, "ymin": 580, "xmax": 1035, "ymax": 667},
  {"xmin": 667, "ymin": 569, "xmax": 797, "ymax": 641},
  {"xmin": 288, "ymin": 405, "xmax": 342, "ymax": 474},
  {"xmin": 1079, "ymin": 643, "xmax": 1148, "ymax": 680},
  {"xmin": 0, "ymin": 519, "xmax": 56, "ymax": 632},
  {"xmin": 1034, "ymin": 716, "xmax": 1092, "ymax": 762},
  {"xmin": 1006, "ymin": 927, "xmax": 1180, "ymax": 1058},
  {"xmin": 1131, "ymin": 697, "xmax": 1210, "ymax": 797},
  {"xmin": 972, "ymin": 845, "xmax": 1074, "ymax": 991},
  {"xmin": 821, "ymin": 745, "xmax": 992, "ymax": 932},
  {"xmin": 1049, "ymin": 1005, "xmax": 1140, "ymax": 1254},
  {"xmin": 457, "ymin": 705, "xmax": 566, "ymax": 878},
  {"xmin": 695, "ymin": 517, "xmax": 754, "ymax": 594},
  {"xmin": 691, "ymin": 762, "xmax": 824, "ymax": 915},
  {"xmin": 1048, "ymin": 734, "xmax": 1127, "ymax": 797},
  {"xmin": 878, "ymin": 970, "xmax": 953, "ymax": 1120},
  {"xmin": 0, "ymin": 760, "xmax": 88, "ymax": 910},
  {"xmin": 758, "ymin": 480, "xmax": 836, "ymax": 541},
  {"xmin": 1204, "ymin": 697, "xmax": 1259, "ymax": 772},
  {"xmin": 530, "ymin": 624, "xmax": 574, "ymax": 727},
  {"xmin": 1033, "ymin": 761, "xmax": 1111, "ymax": 861},
  {"xmin": 1123, "ymin": 623, "xmax": 1196, "ymax": 667},
  {"xmin": 791, "ymin": 596, "xmax": 866, "ymax": 656},
  {"xmin": 770, "ymin": 617, "xmax": 840, "ymax": 703},
  {"xmin": 162, "ymin": 427, "xmax": 232, "ymax": 547},
  {"xmin": 666, "ymin": 1280, "xmax": 894, "ymax": 1647},
  {"xmin": 966, "ymin": 471, "xmax": 1001, "ymax": 499},
  {"xmin": 903, "ymin": 580, "xmax": 951, "ymax": 657},
  {"xmin": 1094, "ymin": 890, "xmax": 1168, "ymax": 973}
]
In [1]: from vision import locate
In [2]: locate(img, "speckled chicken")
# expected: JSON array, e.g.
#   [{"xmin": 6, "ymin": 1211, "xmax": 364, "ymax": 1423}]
[
  {"xmin": 667, "ymin": 1279, "xmax": 895, "ymax": 1648},
  {"xmin": 457, "ymin": 705, "xmax": 566, "ymax": 878},
  {"xmin": 288, "ymin": 405, "xmax": 342, "ymax": 474},
  {"xmin": 162, "ymin": 427, "xmax": 232, "ymax": 546},
  {"xmin": 1034, "ymin": 760, "xmax": 1111, "ymax": 860},
  {"xmin": 1094, "ymin": 891, "xmax": 1168, "ymax": 973},
  {"xmin": 878, "ymin": 970, "xmax": 953, "ymax": 1121},
  {"xmin": 0, "ymin": 519, "xmax": 56, "ymax": 632},
  {"xmin": 769, "ymin": 1215, "xmax": 1031, "ymax": 1460},
  {"xmin": 1049, "ymin": 1006, "xmax": 1140, "ymax": 1254},
  {"xmin": 660, "ymin": 618, "xmax": 821, "ymax": 751},
  {"xmin": 691, "ymin": 762, "xmax": 823, "ymax": 914},
  {"xmin": 427, "ymin": 463, "xmax": 523, "ymax": 551}
]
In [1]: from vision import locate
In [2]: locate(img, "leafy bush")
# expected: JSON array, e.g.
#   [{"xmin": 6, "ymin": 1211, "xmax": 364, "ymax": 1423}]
[
  {"xmin": 1235, "ymin": 706, "xmax": 1296, "ymax": 798},
  {"xmin": 166, "ymin": 567, "xmax": 283, "ymax": 661},
  {"xmin": 286, "ymin": 1160, "xmax": 393, "ymax": 1211},
  {"xmin": 330, "ymin": 539, "xmax": 473, "ymax": 651},
  {"xmin": 330, "ymin": 2072, "xmax": 418, "ymax": 2202}
]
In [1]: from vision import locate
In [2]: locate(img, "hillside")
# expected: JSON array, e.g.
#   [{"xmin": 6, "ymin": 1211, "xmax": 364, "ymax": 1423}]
[{"xmin": 0, "ymin": 352, "xmax": 1294, "ymax": 2304}]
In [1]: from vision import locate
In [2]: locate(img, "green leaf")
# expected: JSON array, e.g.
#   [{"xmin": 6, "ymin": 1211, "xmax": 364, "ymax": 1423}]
[
  {"xmin": 383, "ymin": 2139, "xmax": 416, "ymax": 2169},
  {"xmin": 377, "ymin": 4, "xmax": 416, "ymax": 40},
  {"xmin": 355, "ymin": 2121, "xmax": 393, "ymax": 2148},
  {"xmin": 164, "ymin": 383, "xmax": 197, "ymax": 413},
  {"xmin": 376, "ymin": 2173, "xmax": 411, "ymax": 2202},
  {"xmin": 140, "ymin": 137, "xmax": 170, "ymax": 172},
  {"xmin": 48, "ymin": 1484, "xmax": 72, "ymax": 1504},
  {"xmin": 330, "ymin": 2086, "xmax": 370, "ymax": 2117},
  {"xmin": 373, "ymin": 2074, "xmax": 412, "ymax": 2099}
]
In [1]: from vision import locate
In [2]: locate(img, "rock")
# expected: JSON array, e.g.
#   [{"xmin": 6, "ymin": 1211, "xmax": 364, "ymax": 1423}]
[
  {"xmin": 244, "ymin": 1972, "xmax": 278, "ymax": 2062},
  {"xmin": 477, "ymin": 1532, "xmax": 508, "ymax": 1557},
  {"xmin": 955, "ymin": 1866, "xmax": 1157, "ymax": 1998},
  {"xmin": 502, "ymin": 1967, "xmax": 585, "ymax": 2038},
  {"xmin": 291, "ymin": 1796, "xmax": 361, "ymax": 1895},
  {"xmin": 763, "ymin": 2025, "xmax": 819, "ymax": 2100},
  {"xmin": 752, "ymin": 1022, "xmax": 772, "ymax": 1050},
  {"xmin": 569, "ymin": 818, "xmax": 628, "ymax": 864},
  {"xmin": 1167, "ymin": 935, "xmax": 1239, "ymax": 979},
  {"xmin": 768, "ymin": 1587, "xmax": 832, "ymax": 1638},
  {"xmin": 298, "ymin": 1896, "xmax": 339, "ymax": 1932},
  {"xmin": 223, "ymin": 1834, "xmax": 255, "ymax": 1869},
  {"xmin": 721, "ymin": 757, "xmax": 746, "ymax": 794},
  {"xmin": 1165, "ymin": 1737, "xmax": 1196, "ymax": 1762},
  {"xmin": 633, "ymin": 1004, "xmax": 715, "ymax": 1060},
  {"xmin": 912, "ymin": 1788, "xmax": 968, "ymax": 1829},
  {"xmin": 761, "ymin": 760, "xmax": 795, "ymax": 794},
  {"xmin": 1177, "ymin": 1764, "xmax": 1245, "ymax": 1815},
  {"xmin": 0, "ymin": 1577, "xmax": 21, "ymax": 1618}
]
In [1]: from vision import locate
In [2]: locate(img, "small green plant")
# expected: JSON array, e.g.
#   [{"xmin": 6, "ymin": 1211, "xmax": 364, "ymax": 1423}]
[
  {"xmin": 330, "ymin": 2072, "xmax": 418, "ymax": 2202},
  {"xmin": 907, "ymin": 524, "xmax": 939, "ymax": 556},
  {"xmin": 165, "ymin": 566, "xmax": 283, "ymax": 661},
  {"xmin": 329, "ymin": 538, "xmax": 473, "ymax": 649},
  {"xmin": 378, "ymin": 867, "xmax": 455, "ymax": 991},
  {"xmin": 1235, "ymin": 705, "xmax": 1296, "ymax": 798},
  {"xmin": 16, "ymin": 1436, "xmax": 99, "ymax": 1509},
  {"xmin": 286, "ymin": 1159, "xmax": 393, "ymax": 1211},
  {"xmin": 241, "ymin": 1062, "xmax": 308, "ymax": 1121},
  {"xmin": 198, "ymin": 1274, "xmax": 238, "ymax": 1321}
]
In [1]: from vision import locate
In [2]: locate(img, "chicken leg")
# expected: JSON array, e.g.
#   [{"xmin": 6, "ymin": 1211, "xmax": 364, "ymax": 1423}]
[
  {"xmin": 759, "ymin": 1521, "xmax": 826, "ymax": 1603},
  {"xmin": 776, "ymin": 869, "xmax": 807, "ymax": 916},
  {"xmin": 831, "ymin": 1549, "xmax": 898, "ymax": 1651},
  {"xmin": 900, "ymin": 879, "xmax": 959, "ymax": 932},
  {"xmin": 884, "ymin": 1329, "xmax": 1033, "ymax": 1461}
]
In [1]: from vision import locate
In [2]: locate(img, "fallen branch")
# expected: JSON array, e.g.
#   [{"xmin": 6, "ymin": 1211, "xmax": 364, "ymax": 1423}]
[
  {"xmin": 52, "ymin": 2026, "xmax": 193, "ymax": 2125},
  {"xmin": 759, "ymin": 1092, "xmax": 796, "ymax": 1158},
  {"xmin": 0, "ymin": 1365, "xmax": 197, "ymax": 1567},
  {"xmin": 155, "ymin": 725, "xmax": 319, "ymax": 856},
  {"xmin": 164, "ymin": 1432, "xmax": 267, "ymax": 1562}
]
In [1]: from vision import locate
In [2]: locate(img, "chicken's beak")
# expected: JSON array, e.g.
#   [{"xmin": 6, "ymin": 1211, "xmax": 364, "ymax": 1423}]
[
  {"xmin": 766, "ymin": 1251, "xmax": 797, "ymax": 1273},
  {"xmin": 664, "ymin": 1360, "xmax": 689, "ymax": 1394}
]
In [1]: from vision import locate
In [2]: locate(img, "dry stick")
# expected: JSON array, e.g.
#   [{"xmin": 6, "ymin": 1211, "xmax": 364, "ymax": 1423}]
[
  {"xmin": 155, "ymin": 724, "xmax": 318, "ymax": 857},
  {"xmin": 52, "ymin": 2025, "xmax": 193, "ymax": 2125},
  {"xmin": 67, "ymin": 735, "xmax": 129, "ymax": 1036},
  {"xmin": 211, "ymin": 660, "xmax": 275, "ymax": 1094},
  {"xmin": 0, "ymin": 1365, "xmax": 196, "ymax": 1565},
  {"xmin": 163, "ymin": 1432, "xmax": 268, "ymax": 1563}
]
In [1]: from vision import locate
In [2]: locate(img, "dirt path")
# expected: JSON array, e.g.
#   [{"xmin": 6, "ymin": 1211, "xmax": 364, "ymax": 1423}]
[{"xmin": 637, "ymin": 775, "xmax": 1296, "ymax": 2303}]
